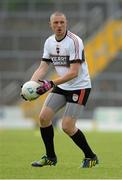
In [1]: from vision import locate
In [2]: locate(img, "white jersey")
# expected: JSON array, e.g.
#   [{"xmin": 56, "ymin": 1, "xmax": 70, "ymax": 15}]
[{"xmin": 42, "ymin": 30, "xmax": 91, "ymax": 90}]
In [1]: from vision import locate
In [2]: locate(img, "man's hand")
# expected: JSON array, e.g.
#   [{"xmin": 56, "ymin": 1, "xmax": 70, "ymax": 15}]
[{"xmin": 36, "ymin": 80, "xmax": 54, "ymax": 95}]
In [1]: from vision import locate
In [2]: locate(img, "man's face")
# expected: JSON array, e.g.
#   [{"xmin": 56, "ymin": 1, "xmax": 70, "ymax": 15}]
[{"xmin": 50, "ymin": 15, "xmax": 67, "ymax": 39}]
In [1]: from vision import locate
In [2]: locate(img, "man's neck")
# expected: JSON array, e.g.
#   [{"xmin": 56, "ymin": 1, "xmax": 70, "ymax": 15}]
[{"xmin": 55, "ymin": 31, "xmax": 67, "ymax": 42}]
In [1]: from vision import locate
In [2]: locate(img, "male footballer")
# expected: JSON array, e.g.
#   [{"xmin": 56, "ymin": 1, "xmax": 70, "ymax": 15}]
[{"xmin": 22, "ymin": 11, "xmax": 99, "ymax": 168}]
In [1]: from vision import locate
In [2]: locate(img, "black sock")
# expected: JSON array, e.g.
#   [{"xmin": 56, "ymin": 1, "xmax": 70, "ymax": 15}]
[
  {"xmin": 40, "ymin": 125, "xmax": 56, "ymax": 158},
  {"xmin": 70, "ymin": 129, "xmax": 95, "ymax": 158}
]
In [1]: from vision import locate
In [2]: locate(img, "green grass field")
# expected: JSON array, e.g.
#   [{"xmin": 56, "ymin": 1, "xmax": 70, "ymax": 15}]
[{"xmin": 0, "ymin": 129, "xmax": 122, "ymax": 179}]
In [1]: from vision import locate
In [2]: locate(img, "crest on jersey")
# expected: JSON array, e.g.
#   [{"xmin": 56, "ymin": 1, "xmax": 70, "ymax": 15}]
[
  {"xmin": 56, "ymin": 45, "xmax": 60, "ymax": 54},
  {"xmin": 72, "ymin": 94, "xmax": 79, "ymax": 102}
]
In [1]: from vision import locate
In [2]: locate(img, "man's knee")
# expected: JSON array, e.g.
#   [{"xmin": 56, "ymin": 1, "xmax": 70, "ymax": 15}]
[
  {"xmin": 62, "ymin": 117, "xmax": 77, "ymax": 136},
  {"xmin": 39, "ymin": 106, "xmax": 55, "ymax": 127},
  {"xmin": 39, "ymin": 114, "xmax": 50, "ymax": 127}
]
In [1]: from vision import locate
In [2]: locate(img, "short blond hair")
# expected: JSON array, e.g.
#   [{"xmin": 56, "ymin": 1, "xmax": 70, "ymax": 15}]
[{"xmin": 50, "ymin": 11, "xmax": 67, "ymax": 22}]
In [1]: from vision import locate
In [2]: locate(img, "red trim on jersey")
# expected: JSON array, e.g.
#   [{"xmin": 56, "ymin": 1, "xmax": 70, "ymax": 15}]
[
  {"xmin": 67, "ymin": 31, "xmax": 79, "ymax": 59},
  {"xmin": 78, "ymin": 89, "xmax": 85, "ymax": 105}
]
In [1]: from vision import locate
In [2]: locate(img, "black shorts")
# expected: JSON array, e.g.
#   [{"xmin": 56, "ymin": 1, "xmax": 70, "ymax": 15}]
[{"xmin": 52, "ymin": 86, "xmax": 91, "ymax": 106}]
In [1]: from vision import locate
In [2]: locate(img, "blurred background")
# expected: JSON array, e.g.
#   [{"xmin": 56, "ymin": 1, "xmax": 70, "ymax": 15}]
[{"xmin": 0, "ymin": 0, "xmax": 122, "ymax": 131}]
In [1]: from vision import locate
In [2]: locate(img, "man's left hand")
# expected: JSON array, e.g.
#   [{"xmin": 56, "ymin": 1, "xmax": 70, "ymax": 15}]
[{"xmin": 36, "ymin": 80, "xmax": 54, "ymax": 95}]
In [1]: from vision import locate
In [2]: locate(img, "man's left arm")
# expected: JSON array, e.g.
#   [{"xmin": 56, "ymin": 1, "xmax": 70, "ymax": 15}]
[
  {"xmin": 36, "ymin": 62, "xmax": 81, "ymax": 95},
  {"xmin": 53, "ymin": 62, "xmax": 81, "ymax": 85}
]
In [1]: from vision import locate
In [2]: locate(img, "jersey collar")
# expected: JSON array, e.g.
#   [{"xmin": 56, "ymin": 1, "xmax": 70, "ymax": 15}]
[{"xmin": 55, "ymin": 30, "xmax": 67, "ymax": 42}]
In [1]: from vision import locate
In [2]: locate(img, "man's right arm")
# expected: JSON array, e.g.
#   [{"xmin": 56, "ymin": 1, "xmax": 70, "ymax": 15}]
[{"xmin": 31, "ymin": 60, "xmax": 50, "ymax": 82}]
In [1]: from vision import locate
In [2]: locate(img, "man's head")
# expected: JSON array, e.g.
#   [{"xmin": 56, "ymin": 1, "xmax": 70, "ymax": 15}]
[{"xmin": 49, "ymin": 11, "xmax": 67, "ymax": 40}]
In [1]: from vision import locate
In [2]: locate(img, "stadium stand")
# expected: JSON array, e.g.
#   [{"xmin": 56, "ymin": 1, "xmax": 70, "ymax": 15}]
[
  {"xmin": 86, "ymin": 20, "xmax": 122, "ymax": 77},
  {"xmin": 0, "ymin": 0, "xmax": 122, "ymax": 120}
]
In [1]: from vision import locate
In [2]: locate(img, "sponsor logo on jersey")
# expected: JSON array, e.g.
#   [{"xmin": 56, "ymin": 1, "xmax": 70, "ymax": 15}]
[
  {"xmin": 50, "ymin": 54, "xmax": 70, "ymax": 66},
  {"xmin": 72, "ymin": 94, "xmax": 79, "ymax": 102}
]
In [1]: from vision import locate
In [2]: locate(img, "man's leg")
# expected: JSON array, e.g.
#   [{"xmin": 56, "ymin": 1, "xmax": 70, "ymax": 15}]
[
  {"xmin": 31, "ymin": 105, "xmax": 57, "ymax": 167},
  {"xmin": 62, "ymin": 103, "xmax": 98, "ymax": 168},
  {"xmin": 32, "ymin": 93, "xmax": 66, "ymax": 167},
  {"xmin": 39, "ymin": 106, "xmax": 56, "ymax": 158}
]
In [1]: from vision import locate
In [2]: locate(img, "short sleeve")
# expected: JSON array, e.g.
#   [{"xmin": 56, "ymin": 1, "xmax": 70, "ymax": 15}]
[
  {"xmin": 42, "ymin": 39, "xmax": 50, "ymax": 59},
  {"xmin": 69, "ymin": 37, "xmax": 85, "ymax": 62}
]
